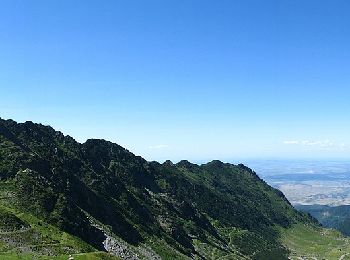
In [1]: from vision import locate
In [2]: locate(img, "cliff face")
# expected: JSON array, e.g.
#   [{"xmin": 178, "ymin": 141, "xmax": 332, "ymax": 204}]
[{"xmin": 0, "ymin": 118, "xmax": 314, "ymax": 259}]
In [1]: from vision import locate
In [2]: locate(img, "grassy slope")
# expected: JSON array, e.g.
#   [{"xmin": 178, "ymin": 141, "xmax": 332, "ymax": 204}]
[
  {"xmin": 0, "ymin": 180, "xmax": 117, "ymax": 259},
  {"xmin": 281, "ymin": 223, "xmax": 350, "ymax": 259},
  {"xmin": 0, "ymin": 252, "xmax": 119, "ymax": 260},
  {"xmin": 0, "ymin": 204, "xmax": 107, "ymax": 259}
]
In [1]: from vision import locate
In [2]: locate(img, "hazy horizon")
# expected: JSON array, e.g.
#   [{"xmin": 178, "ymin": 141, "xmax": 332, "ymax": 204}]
[
  {"xmin": 3, "ymin": 115, "xmax": 350, "ymax": 164},
  {"xmin": 2, "ymin": 1, "xmax": 350, "ymax": 162}
]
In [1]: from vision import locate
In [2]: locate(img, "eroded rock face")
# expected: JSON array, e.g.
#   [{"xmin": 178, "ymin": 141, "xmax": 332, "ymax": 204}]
[
  {"xmin": 102, "ymin": 234, "xmax": 162, "ymax": 260},
  {"xmin": 103, "ymin": 235, "xmax": 138, "ymax": 259},
  {"xmin": 85, "ymin": 210, "xmax": 161, "ymax": 260}
]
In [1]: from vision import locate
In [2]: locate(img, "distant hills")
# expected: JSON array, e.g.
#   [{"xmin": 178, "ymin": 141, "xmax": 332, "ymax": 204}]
[{"xmin": 1, "ymin": 117, "xmax": 350, "ymax": 259}]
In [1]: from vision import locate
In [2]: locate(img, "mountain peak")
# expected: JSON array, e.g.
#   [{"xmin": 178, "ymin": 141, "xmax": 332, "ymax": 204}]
[{"xmin": 176, "ymin": 160, "xmax": 197, "ymax": 168}]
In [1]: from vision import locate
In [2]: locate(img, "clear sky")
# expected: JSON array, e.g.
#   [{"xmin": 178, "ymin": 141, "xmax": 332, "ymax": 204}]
[{"xmin": 1, "ymin": 0, "xmax": 350, "ymax": 162}]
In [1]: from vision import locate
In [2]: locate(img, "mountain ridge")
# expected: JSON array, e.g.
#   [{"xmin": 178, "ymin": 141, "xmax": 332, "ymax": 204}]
[{"xmin": 0, "ymin": 117, "xmax": 348, "ymax": 259}]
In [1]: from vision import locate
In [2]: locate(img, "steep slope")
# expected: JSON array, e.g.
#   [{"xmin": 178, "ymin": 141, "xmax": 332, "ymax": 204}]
[{"xmin": 0, "ymin": 117, "xmax": 341, "ymax": 259}]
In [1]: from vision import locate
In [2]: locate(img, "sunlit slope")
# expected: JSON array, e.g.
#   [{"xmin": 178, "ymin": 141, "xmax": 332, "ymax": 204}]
[{"xmin": 281, "ymin": 223, "xmax": 350, "ymax": 260}]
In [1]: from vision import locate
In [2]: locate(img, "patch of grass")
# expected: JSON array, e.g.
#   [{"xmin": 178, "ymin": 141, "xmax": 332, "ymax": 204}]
[
  {"xmin": 0, "ymin": 201, "xmax": 95, "ymax": 257},
  {"xmin": 281, "ymin": 223, "xmax": 350, "ymax": 259},
  {"xmin": 0, "ymin": 252, "xmax": 120, "ymax": 259}
]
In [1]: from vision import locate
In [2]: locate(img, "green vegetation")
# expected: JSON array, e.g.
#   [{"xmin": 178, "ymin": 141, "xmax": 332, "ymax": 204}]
[
  {"xmin": 0, "ymin": 203, "xmax": 96, "ymax": 257},
  {"xmin": 0, "ymin": 252, "xmax": 119, "ymax": 260},
  {"xmin": 281, "ymin": 223, "xmax": 350, "ymax": 259},
  {"xmin": 0, "ymin": 117, "xmax": 349, "ymax": 259}
]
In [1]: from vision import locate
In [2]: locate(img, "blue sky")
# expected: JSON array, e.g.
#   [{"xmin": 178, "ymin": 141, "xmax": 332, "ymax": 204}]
[{"xmin": 1, "ymin": 0, "xmax": 350, "ymax": 162}]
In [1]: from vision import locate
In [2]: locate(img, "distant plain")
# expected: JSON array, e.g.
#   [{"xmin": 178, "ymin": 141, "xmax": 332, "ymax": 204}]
[{"xmin": 242, "ymin": 160, "xmax": 350, "ymax": 206}]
